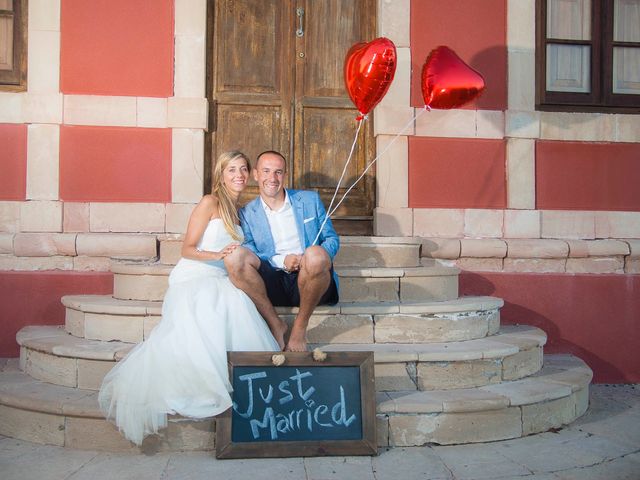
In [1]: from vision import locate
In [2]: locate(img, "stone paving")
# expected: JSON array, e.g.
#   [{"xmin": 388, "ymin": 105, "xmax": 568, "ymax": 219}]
[{"xmin": 0, "ymin": 384, "xmax": 638, "ymax": 480}]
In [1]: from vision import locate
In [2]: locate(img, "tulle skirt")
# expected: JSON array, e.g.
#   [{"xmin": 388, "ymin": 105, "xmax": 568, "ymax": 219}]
[{"xmin": 98, "ymin": 259, "xmax": 280, "ymax": 445}]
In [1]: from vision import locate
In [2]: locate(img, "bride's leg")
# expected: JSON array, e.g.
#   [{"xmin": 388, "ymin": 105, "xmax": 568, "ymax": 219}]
[{"xmin": 224, "ymin": 247, "xmax": 287, "ymax": 350}]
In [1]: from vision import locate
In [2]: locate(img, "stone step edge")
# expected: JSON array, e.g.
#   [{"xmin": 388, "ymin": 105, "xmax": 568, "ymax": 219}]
[
  {"xmin": 61, "ymin": 295, "xmax": 504, "ymax": 317},
  {"xmin": 0, "ymin": 355, "xmax": 589, "ymax": 421},
  {"xmin": 16, "ymin": 324, "xmax": 546, "ymax": 363},
  {"xmin": 157, "ymin": 235, "xmax": 425, "ymax": 245},
  {"xmin": 110, "ymin": 262, "xmax": 459, "ymax": 277},
  {"xmin": 379, "ymin": 355, "xmax": 592, "ymax": 414}
]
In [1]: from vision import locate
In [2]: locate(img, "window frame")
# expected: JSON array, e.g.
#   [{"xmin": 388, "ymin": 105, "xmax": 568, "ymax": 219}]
[
  {"xmin": 536, "ymin": 0, "xmax": 640, "ymax": 113},
  {"xmin": 0, "ymin": 0, "xmax": 27, "ymax": 91}
]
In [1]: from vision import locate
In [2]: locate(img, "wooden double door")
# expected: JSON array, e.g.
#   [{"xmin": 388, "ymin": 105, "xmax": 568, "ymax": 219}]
[{"xmin": 206, "ymin": 0, "xmax": 376, "ymax": 234}]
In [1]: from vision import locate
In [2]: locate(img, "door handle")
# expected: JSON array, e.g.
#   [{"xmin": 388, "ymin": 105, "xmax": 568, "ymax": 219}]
[{"xmin": 296, "ymin": 7, "xmax": 304, "ymax": 37}]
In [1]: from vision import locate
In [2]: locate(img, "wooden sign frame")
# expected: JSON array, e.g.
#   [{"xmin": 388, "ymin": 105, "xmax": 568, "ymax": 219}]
[{"xmin": 215, "ymin": 351, "xmax": 377, "ymax": 459}]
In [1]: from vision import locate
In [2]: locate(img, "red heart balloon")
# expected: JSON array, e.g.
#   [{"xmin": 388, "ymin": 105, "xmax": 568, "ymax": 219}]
[
  {"xmin": 344, "ymin": 37, "xmax": 397, "ymax": 120},
  {"xmin": 421, "ymin": 46, "xmax": 485, "ymax": 109}
]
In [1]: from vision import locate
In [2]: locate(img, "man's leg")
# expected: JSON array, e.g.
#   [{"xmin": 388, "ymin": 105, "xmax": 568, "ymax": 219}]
[
  {"xmin": 286, "ymin": 246, "xmax": 332, "ymax": 352},
  {"xmin": 224, "ymin": 247, "xmax": 287, "ymax": 350}
]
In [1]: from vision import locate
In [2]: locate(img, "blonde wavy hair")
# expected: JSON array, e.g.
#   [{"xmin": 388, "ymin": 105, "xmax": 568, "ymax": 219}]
[{"xmin": 212, "ymin": 150, "xmax": 251, "ymax": 241}]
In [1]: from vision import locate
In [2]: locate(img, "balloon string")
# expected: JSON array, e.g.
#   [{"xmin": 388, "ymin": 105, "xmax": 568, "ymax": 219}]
[
  {"xmin": 327, "ymin": 106, "xmax": 428, "ymax": 219},
  {"xmin": 312, "ymin": 118, "xmax": 365, "ymax": 246}
]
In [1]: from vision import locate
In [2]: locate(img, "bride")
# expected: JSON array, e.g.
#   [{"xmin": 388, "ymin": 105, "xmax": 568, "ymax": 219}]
[{"xmin": 98, "ymin": 151, "xmax": 286, "ymax": 446}]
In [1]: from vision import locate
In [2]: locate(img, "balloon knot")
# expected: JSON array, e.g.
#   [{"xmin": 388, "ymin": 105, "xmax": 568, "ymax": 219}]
[{"xmin": 356, "ymin": 114, "xmax": 365, "ymax": 121}]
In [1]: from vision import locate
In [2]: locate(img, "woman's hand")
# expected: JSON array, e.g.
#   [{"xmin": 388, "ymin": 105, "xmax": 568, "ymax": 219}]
[{"xmin": 217, "ymin": 242, "xmax": 240, "ymax": 260}]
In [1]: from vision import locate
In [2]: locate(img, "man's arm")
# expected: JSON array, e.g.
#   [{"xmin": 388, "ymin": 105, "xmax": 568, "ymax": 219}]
[
  {"xmin": 239, "ymin": 208, "xmax": 260, "ymax": 257},
  {"xmin": 313, "ymin": 192, "xmax": 340, "ymax": 259}
]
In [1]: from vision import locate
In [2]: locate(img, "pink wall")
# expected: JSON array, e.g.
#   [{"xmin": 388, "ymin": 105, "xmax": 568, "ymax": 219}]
[
  {"xmin": 536, "ymin": 140, "xmax": 640, "ymax": 211},
  {"xmin": 460, "ymin": 272, "xmax": 640, "ymax": 384},
  {"xmin": 60, "ymin": 0, "xmax": 174, "ymax": 97},
  {"xmin": 410, "ymin": 0, "xmax": 507, "ymax": 110},
  {"xmin": 60, "ymin": 126, "xmax": 172, "ymax": 202},
  {"xmin": 0, "ymin": 124, "xmax": 27, "ymax": 200},
  {"xmin": 408, "ymin": 137, "xmax": 506, "ymax": 208},
  {"xmin": 0, "ymin": 271, "xmax": 113, "ymax": 357}
]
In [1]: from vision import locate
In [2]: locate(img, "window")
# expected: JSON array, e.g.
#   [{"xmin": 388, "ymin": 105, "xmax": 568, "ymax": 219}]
[
  {"xmin": 0, "ymin": 0, "xmax": 27, "ymax": 91},
  {"xmin": 536, "ymin": 0, "xmax": 640, "ymax": 112}
]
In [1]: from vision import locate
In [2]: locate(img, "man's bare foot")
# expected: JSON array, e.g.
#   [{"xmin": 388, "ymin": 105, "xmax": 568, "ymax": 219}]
[
  {"xmin": 271, "ymin": 320, "xmax": 288, "ymax": 351},
  {"xmin": 285, "ymin": 330, "xmax": 307, "ymax": 352}
]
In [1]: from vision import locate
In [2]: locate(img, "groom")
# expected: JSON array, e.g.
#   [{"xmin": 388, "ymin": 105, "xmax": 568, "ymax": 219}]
[{"xmin": 224, "ymin": 151, "xmax": 340, "ymax": 352}]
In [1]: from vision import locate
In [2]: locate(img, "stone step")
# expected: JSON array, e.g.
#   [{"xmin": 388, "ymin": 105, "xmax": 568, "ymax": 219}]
[
  {"xmin": 17, "ymin": 324, "xmax": 542, "ymax": 392},
  {"xmin": 159, "ymin": 236, "xmax": 424, "ymax": 268},
  {"xmin": 61, "ymin": 295, "xmax": 503, "ymax": 344},
  {"xmin": 378, "ymin": 355, "xmax": 593, "ymax": 446},
  {"xmin": 0, "ymin": 355, "xmax": 591, "ymax": 451},
  {"xmin": 110, "ymin": 261, "xmax": 459, "ymax": 303}
]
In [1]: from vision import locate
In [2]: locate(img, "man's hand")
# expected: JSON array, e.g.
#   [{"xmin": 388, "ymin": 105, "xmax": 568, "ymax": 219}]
[{"xmin": 283, "ymin": 254, "xmax": 302, "ymax": 273}]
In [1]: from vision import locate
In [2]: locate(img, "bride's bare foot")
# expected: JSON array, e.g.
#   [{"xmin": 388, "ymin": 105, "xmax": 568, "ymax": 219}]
[{"xmin": 272, "ymin": 320, "xmax": 288, "ymax": 351}]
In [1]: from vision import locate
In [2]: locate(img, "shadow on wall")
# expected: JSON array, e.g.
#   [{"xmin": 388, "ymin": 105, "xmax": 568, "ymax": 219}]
[{"xmin": 460, "ymin": 271, "xmax": 634, "ymax": 384}]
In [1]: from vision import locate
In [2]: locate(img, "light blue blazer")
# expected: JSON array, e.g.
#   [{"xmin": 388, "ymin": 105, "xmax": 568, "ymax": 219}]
[{"xmin": 239, "ymin": 189, "xmax": 340, "ymax": 287}]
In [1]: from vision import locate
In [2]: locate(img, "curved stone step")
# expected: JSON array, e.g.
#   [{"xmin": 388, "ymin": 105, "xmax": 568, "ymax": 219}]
[
  {"xmin": 61, "ymin": 295, "xmax": 503, "ymax": 344},
  {"xmin": 110, "ymin": 261, "xmax": 460, "ymax": 302},
  {"xmin": 17, "ymin": 324, "xmax": 543, "ymax": 392},
  {"xmin": 0, "ymin": 355, "xmax": 591, "ymax": 451},
  {"xmin": 378, "ymin": 355, "xmax": 592, "ymax": 446},
  {"xmin": 159, "ymin": 236, "xmax": 424, "ymax": 268}
]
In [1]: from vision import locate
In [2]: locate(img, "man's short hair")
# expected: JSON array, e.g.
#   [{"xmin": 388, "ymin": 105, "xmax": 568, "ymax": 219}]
[{"xmin": 256, "ymin": 150, "xmax": 287, "ymax": 169}]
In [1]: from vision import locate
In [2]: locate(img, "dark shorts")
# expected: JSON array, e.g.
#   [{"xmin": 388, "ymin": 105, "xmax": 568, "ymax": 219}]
[{"xmin": 258, "ymin": 259, "xmax": 339, "ymax": 307}]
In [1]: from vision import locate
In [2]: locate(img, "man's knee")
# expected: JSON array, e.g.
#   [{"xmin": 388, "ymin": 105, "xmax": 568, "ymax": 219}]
[
  {"xmin": 301, "ymin": 246, "xmax": 331, "ymax": 275},
  {"xmin": 224, "ymin": 246, "xmax": 258, "ymax": 275}
]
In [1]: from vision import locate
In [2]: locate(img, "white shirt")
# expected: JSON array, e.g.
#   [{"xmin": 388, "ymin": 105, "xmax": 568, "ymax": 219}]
[{"xmin": 260, "ymin": 192, "xmax": 303, "ymax": 269}]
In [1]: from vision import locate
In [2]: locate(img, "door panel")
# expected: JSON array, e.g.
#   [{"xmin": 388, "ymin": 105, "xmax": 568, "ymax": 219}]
[{"xmin": 208, "ymin": 0, "xmax": 375, "ymax": 231}]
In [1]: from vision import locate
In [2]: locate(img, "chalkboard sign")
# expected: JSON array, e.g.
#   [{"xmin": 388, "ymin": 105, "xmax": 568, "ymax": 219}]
[{"xmin": 216, "ymin": 351, "xmax": 376, "ymax": 459}]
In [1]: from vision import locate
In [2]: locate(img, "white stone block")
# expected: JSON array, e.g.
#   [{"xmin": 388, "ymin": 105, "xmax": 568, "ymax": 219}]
[
  {"xmin": 507, "ymin": 0, "xmax": 535, "ymax": 50},
  {"xmin": 63, "ymin": 202, "xmax": 89, "ymax": 232},
  {"xmin": 172, "ymin": 129, "xmax": 205, "ymax": 203},
  {"xmin": 89, "ymin": 203, "xmax": 165, "ymax": 233},
  {"xmin": 379, "ymin": 48, "xmax": 411, "ymax": 107},
  {"xmin": 0, "ymin": 202, "xmax": 21, "ymax": 233},
  {"xmin": 26, "ymin": 124, "xmax": 59, "ymax": 200},
  {"xmin": 13, "ymin": 233, "xmax": 76, "ymax": 256},
  {"xmin": 505, "ymin": 111, "xmax": 540, "ymax": 139},
  {"xmin": 174, "ymin": 35, "xmax": 206, "ymax": 98},
  {"xmin": 165, "ymin": 203, "xmax": 195, "ymax": 234},
  {"xmin": 415, "ymin": 109, "xmax": 475, "ymax": 138},
  {"xmin": 19, "ymin": 201, "xmax": 62, "ymax": 232},
  {"xmin": 136, "ymin": 97, "xmax": 168, "ymax": 128},
  {"xmin": 374, "ymin": 207, "xmax": 413, "ymax": 237},
  {"xmin": 175, "ymin": 0, "xmax": 207, "ymax": 36},
  {"xmin": 541, "ymin": 211, "xmax": 596, "ymax": 239},
  {"xmin": 167, "ymin": 97, "xmax": 208, "ymax": 129},
  {"xmin": 504, "ymin": 210, "xmax": 541, "ymax": 238},
  {"xmin": 373, "ymin": 106, "xmax": 416, "ymax": 136},
  {"xmin": 76, "ymin": 233, "xmax": 157, "ymax": 257},
  {"xmin": 378, "ymin": 0, "xmax": 410, "ymax": 47},
  {"xmin": 414, "ymin": 209, "xmax": 464, "ymax": 238},
  {"xmin": 0, "ymin": 233, "xmax": 14, "ymax": 253},
  {"xmin": 506, "ymin": 138, "xmax": 535, "ymax": 209},
  {"xmin": 476, "ymin": 110, "xmax": 505, "ymax": 139},
  {"xmin": 22, "ymin": 93, "xmax": 63, "ymax": 124},
  {"xmin": 540, "ymin": 112, "xmax": 615, "ymax": 142},
  {"xmin": 27, "ymin": 30, "xmax": 60, "ymax": 93},
  {"xmin": 28, "ymin": 0, "xmax": 61, "ymax": 31},
  {"xmin": 376, "ymin": 135, "xmax": 408, "ymax": 208},
  {"xmin": 464, "ymin": 209, "xmax": 504, "ymax": 238},
  {"xmin": 0, "ymin": 93, "xmax": 24, "ymax": 123},
  {"xmin": 508, "ymin": 50, "xmax": 535, "ymax": 111},
  {"xmin": 616, "ymin": 114, "xmax": 640, "ymax": 143},
  {"xmin": 595, "ymin": 211, "xmax": 640, "ymax": 239},
  {"xmin": 64, "ymin": 95, "xmax": 137, "ymax": 127}
]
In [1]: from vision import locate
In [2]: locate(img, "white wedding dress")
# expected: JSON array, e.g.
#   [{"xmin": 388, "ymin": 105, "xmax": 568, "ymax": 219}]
[{"xmin": 98, "ymin": 219, "xmax": 280, "ymax": 445}]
